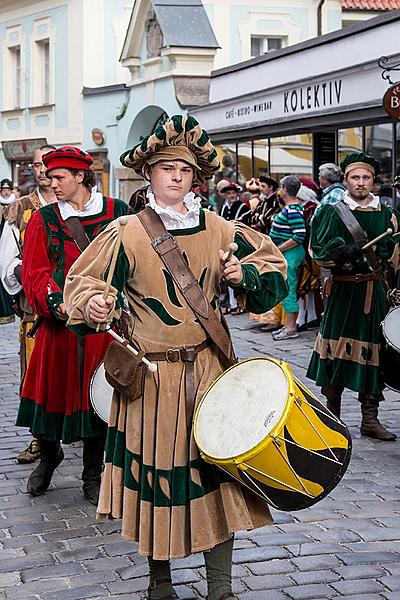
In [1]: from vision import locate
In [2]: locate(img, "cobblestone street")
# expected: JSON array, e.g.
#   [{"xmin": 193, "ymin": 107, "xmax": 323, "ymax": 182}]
[{"xmin": 1, "ymin": 316, "xmax": 400, "ymax": 600}]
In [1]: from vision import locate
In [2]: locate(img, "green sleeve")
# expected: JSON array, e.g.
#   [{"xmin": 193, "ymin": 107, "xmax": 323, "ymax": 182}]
[
  {"xmin": 310, "ymin": 205, "xmax": 348, "ymax": 267},
  {"xmin": 229, "ymin": 232, "xmax": 289, "ymax": 314},
  {"xmin": 46, "ymin": 291, "xmax": 64, "ymax": 319}
]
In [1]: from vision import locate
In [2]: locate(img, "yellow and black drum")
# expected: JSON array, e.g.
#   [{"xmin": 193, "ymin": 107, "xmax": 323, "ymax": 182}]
[{"xmin": 194, "ymin": 357, "xmax": 352, "ymax": 511}]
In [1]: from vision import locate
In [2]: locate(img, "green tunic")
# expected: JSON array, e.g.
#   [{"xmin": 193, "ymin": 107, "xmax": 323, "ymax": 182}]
[{"xmin": 306, "ymin": 201, "xmax": 398, "ymax": 394}]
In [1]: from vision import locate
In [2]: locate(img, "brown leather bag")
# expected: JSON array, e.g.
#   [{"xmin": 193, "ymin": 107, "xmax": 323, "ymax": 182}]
[{"xmin": 104, "ymin": 340, "xmax": 145, "ymax": 399}]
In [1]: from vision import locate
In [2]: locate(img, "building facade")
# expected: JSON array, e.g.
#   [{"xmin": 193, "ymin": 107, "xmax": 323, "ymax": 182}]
[
  {"xmin": 0, "ymin": 0, "xmax": 133, "ymax": 193},
  {"xmin": 86, "ymin": 0, "xmax": 345, "ymax": 197},
  {"xmin": 192, "ymin": 11, "xmax": 400, "ymax": 192}
]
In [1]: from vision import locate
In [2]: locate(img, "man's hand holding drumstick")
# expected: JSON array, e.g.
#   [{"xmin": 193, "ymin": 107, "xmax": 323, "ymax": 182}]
[{"xmin": 219, "ymin": 242, "xmax": 242, "ymax": 285}]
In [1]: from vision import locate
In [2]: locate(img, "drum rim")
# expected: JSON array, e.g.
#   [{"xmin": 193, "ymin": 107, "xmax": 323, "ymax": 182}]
[
  {"xmin": 89, "ymin": 361, "xmax": 112, "ymax": 423},
  {"xmin": 382, "ymin": 306, "xmax": 400, "ymax": 353},
  {"xmin": 194, "ymin": 356, "xmax": 296, "ymax": 464}
]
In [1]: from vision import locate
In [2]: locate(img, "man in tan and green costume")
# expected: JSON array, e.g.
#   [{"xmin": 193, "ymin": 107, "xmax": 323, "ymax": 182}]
[
  {"xmin": 64, "ymin": 115, "xmax": 288, "ymax": 600},
  {"xmin": 307, "ymin": 152, "xmax": 398, "ymax": 441}
]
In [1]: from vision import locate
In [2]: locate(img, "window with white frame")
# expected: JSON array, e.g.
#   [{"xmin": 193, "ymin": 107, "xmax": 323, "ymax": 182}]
[
  {"xmin": 37, "ymin": 39, "xmax": 50, "ymax": 104},
  {"xmin": 30, "ymin": 19, "xmax": 54, "ymax": 107},
  {"xmin": 250, "ymin": 35, "xmax": 286, "ymax": 57},
  {"xmin": 9, "ymin": 45, "xmax": 22, "ymax": 108}
]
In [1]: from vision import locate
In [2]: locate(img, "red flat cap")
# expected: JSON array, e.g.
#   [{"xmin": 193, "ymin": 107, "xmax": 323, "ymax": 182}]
[{"xmin": 43, "ymin": 146, "xmax": 94, "ymax": 173}]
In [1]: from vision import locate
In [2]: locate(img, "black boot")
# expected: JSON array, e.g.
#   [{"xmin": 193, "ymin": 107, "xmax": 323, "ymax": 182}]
[
  {"xmin": 322, "ymin": 384, "xmax": 343, "ymax": 419},
  {"xmin": 147, "ymin": 557, "xmax": 177, "ymax": 599},
  {"xmin": 27, "ymin": 440, "xmax": 64, "ymax": 496},
  {"xmin": 82, "ymin": 435, "xmax": 105, "ymax": 505},
  {"xmin": 359, "ymin": 394, "xmax": 396, "ymax": 441}
]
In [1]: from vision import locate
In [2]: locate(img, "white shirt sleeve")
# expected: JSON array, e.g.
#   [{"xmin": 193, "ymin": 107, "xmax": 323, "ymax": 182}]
[{"xmin": 0, "ymin": 219, "xmax": 23, "ymax": 295}]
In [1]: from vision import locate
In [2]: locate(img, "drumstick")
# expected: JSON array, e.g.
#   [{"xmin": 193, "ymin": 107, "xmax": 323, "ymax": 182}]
[
  {"xmin": 362, "ymin": 228, "xmax": 393, "ymax": 250},
  {"xmin": 224, "ymin": 242, "xmax": 239, "ymax": 262},
  {"xmin": 106, "ymin": 328, "xmax": 158, "ymax": 372},
  {"xmin": 96, "ymin": 216, "xmax": 128, "ymax": 332}
]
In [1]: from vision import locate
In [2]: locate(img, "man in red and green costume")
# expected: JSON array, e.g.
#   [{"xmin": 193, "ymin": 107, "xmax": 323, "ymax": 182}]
[
  {"xmin": 17, "ymin": 146, "xmax": 131, "ymax": 502},
  {"xmin": 307, "ymin": 152, "xmax": 398, "ymax": 441}
]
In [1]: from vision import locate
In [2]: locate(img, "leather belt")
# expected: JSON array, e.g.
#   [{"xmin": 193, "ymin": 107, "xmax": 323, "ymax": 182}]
[
  {"xmin": 146, "ymin": 339, "xmax": 211, "ymax": 433},
  {"xmin": 331, "ymin": 272, "xmax": 383, "ymax": 315},
  {"xmin": 331, "ymin": 273, "xmax": 382, "ymax": 283}
]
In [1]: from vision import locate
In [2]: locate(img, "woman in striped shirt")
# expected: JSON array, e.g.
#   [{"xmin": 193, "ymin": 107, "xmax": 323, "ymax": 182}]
[{"xmin": 270, "ymin": 175, "xmax": 306, "ymax": 339}]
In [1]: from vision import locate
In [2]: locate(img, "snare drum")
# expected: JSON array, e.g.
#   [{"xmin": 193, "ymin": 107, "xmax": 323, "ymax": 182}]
[
  {"xmin": 194, "ymin": 357, "xmax": 352, "ymax": 511},
  {"xmin": 89, "ymin": 362, "xmax": 114, "ymax": 423},
  {"xmin": 382, "ymin": 306, "xmax": 400, "ymax": 392}
]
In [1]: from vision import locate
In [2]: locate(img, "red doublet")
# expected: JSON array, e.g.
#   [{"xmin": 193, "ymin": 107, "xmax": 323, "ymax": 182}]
[{"xmin": 17, "ymin": 198, "xmax": 130, "ymax": 443}]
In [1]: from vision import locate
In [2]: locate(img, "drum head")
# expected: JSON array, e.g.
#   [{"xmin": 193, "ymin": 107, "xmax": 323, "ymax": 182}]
[
  {"xmin": 90, "ymin": 362, "xmax": 114, "ymax": 423},
  {"xmin": 195, "ymin": 358, "xmax": 288, "ymax": 460},
  {"xmin": 383, "ymin": 307, "xmax": 400, "ymax": 352}
]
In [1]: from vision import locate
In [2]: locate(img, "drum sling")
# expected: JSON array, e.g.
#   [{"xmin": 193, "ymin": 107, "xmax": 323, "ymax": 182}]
[{"xmin": 137, "ymin": 207, "xmax": 236, "ymax": 432}]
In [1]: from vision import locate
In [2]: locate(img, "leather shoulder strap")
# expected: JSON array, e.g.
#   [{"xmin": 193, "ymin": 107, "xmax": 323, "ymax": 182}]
[
  {"xmin": 137, "ymin": 208, "xmax": 235, "ymax": 364},
  {"xmin": 65, "ymin": 216, "xmax": 91, "ymax": 253},
  {"xmin": 333, "ymin": 201, "xmax": 379, "ymax": 270}
]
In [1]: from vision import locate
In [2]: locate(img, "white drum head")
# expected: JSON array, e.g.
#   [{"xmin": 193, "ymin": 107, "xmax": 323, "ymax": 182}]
[
  {"xmin": 195, "ymin": 358, "xmax": 288, "ymax": 460},
  {"xmin": 90, "ymin": 362, "xmax": 114, "ymax": 423},
  {"xmin": 383, "ymin": 307, "xmax": 400, "ymax": 352}
]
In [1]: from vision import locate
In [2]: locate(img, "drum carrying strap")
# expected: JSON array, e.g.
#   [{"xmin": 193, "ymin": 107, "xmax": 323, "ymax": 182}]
[
  {"xmin": 333, "ymin": 200, "xmax": 379, "ymax": 271},
  {"xmin": 137, "ymin": 207, "xmax": 236, "ymax": 432},
  {"xmin": 333, "ymin": 200, "xmax": 381, "ymax": 315}
]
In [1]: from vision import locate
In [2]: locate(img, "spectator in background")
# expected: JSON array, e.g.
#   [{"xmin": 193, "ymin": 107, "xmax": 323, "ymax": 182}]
[
  {"xmin": 270, "ymin": 175, "xmax": 306, "ymax": 340},
  {"xmin": 252, "ymin": 175, "xmax": 280, "ymax": 233},
  {"xmin": 315, "ymin": 162, "xmax": 345, "ymax": 214},
  {"xmin": 296, "ymin": 184, "xmax": 323, "ymax": 331},
  {"xmin": 219, "ymin": 181, "xmax": 247, "ymax": 221},
  {"xmin": 219, "ymin": 181, "xmax": 247, "ymax": 314}
]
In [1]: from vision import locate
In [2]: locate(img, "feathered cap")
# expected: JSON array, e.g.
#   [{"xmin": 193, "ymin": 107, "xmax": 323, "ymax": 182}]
[
  {"xmin": 120, "ymin": 115, "xmax": 220, "ymax": 184},
  {"xmin": 340, "ymin": 152, "xmax": 380, "ymax": 177}
]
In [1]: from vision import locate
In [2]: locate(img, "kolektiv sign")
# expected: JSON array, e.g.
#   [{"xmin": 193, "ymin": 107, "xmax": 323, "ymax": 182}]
[{"xmin": 383, "ymin": 82, "xmax": 400, "ymax": 121}]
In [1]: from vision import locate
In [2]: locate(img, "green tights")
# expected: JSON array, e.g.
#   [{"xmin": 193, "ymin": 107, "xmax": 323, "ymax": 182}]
[{"xmin": 147, "ymin": 536, "xmax": 234, "ymax": 600}]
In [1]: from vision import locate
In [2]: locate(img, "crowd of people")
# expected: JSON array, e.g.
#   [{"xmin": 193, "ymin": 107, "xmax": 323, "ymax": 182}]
[{"xmin": 0, "ymin": 114, "xmax": 399, "ymax": 600}]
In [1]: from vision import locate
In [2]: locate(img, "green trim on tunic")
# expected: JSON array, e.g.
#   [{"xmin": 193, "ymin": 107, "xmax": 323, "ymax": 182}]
[
  {"xmin": 143, "ymin": 297, "xmax": 182, "ymax": 326},
  {"xmin": 306, "ymin": 202, "xmax": 396, "ymax": 394},
  {"xmin": 17, "ymin": 397, "xmax": 104, "ymax": 443},
  {"xmin": 162, "ymin": 269, "xmax": 184, "ymax": 308},
  {"xmin": 105, "ymin": 426, "xmax": 231, "ymax": 507}
]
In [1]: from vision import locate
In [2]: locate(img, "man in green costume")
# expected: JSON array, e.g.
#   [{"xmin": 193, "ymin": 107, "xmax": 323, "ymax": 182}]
[{"xmin": 307, "ymin": 152, "xmax": 398, "ymax": 441}]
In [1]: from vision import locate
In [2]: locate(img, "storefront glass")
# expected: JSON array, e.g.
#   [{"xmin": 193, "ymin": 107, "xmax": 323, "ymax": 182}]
[
  {"xmin": 269, "ymin": 134, "xmax": 313, "ymax": 180},
  {"xmin": 338, "ymin": 127, "xmax": 363, "ymax": 166},
  {"xmin": 237, "ymin": 142, "xmax": 252, "ymax": 184},
  {"xmin": 365, "ymin": 123, "xmax": 393, "ymax": 187},
  {"xmin": 253, "ymin": 139, "xmax": 270, "ymax": 178},
  {"xmin": 214, "ymin": 143, "xmax": 237, "ymax": 184}
]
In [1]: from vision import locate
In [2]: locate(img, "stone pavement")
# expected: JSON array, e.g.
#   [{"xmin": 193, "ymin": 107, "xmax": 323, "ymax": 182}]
[{"xmin": 1, "ymin": 316, "xmax": 400, "ymax": 600}]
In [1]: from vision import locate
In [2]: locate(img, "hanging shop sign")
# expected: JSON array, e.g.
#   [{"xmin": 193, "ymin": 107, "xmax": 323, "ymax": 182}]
[{"xmin": 383, "ymin": 82, "xmax": 400, "ymax": 121}]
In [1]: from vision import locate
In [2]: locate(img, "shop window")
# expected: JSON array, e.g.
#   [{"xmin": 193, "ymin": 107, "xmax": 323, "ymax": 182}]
[
  {"xmin": 365, "ymin": 124, "xmax": 393, "ymax": 184},
  {"xmin": 214, "ymin": 144, "xmax": 237, "ymax": 184},
  {"xmin": 269, "ymin": 134, "xmax": 313, "ymax": 180},
  {"xmin": 338, "ymin": 127, "xmax": 363, "ymax": 166},
  {"xmin": 250, "ymin": 36, "xmax": 285, "ymax": 57},
  {"xmin": 237, "ymin": 142, "xmax": 252, "ymax": 184},
  {"xmin": 253, "ymin": 139, "xmax": 270, "ymax": 177}
]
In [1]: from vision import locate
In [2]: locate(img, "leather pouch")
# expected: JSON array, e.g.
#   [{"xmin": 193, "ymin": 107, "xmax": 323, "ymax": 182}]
[{"xmin": 104, "ymin": 340, "xmax": 145, "ymax": 399}]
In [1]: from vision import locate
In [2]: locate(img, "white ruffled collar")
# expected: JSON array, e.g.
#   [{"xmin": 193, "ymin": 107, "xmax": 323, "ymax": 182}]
[
  {"xmin": 146, "ymin": 187, "xmax": 201, "ymax": 229},
  {"xmin": 58, "ymin": 187, "xmax": 103, "ymax": 220},
  {"xmin": 0, "ymin": 193, "xmax": 16, "ymax": 206},
  {"xmin": 343, "ymin": 191, "xmax": 380, "ymax": 210}
]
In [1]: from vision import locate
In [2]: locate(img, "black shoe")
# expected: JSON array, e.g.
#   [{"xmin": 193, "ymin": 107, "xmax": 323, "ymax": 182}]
[
  {"xmin": 147, "ymin": 577, "xmax": 178, "ymax": 599},
  {"xmin": 27, "ymin": 444, "xmax": 64, "ymax": 496}
]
